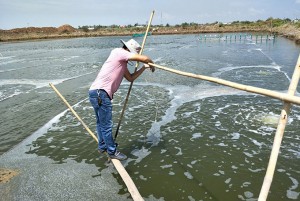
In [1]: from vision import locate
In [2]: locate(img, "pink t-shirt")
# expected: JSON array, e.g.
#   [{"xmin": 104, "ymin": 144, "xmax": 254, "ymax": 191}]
[{"xmin": 90, "ymin": 48, "xmax": 134, "ymax": 99}]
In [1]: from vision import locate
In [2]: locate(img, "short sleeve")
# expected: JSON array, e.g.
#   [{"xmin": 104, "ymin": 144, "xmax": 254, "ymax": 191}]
[{"xmin": 117, "ymin": 48, "xmax": 135, "ymax": 62}]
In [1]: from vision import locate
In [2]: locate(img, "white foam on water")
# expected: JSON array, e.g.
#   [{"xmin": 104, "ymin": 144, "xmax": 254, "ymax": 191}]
[
  {"xmin": 249, "ymin": 138, "xmax": 264, "ymax": 148},
  {"xmin": 219, "ymin": 170, "xmax": 225, "ymax": 175},
  {"xmin": 191, "ymin": 160, "xmax": 197, "ymax": 165},
  {"xmin": 0, "ymin": 72, "xmax": 93, "ymax": 102},
  {"xmin": 179, "ymin": 44, "xmax": 194, "ymax": 49},
  {"xmin": 143, "ymin": 83, "xmax": 243, "ymax": 147},
  {"xmin": 244, "ymin": 191, "xmax": 254, "ymax": 199},
  {"xmin": 175, "ymin": 147, "xmax": 183, "ymax": 155},
  {"xmin": 255, "ymin": 47, "xmax": 291, "ymax": 81},
  {"xmin": 242, "ymin": 182, "xmax": 251, "ymax": 187},
  {"xmin": 287, "ymin": 148, "xmax": 300, "ymax": 158},
  {"xmin": 130, "ymin": 146, "xmax": 151, "ymax": 164},
  {"xmin": 0, "ymin": 55, "xmax": 14, "ymax": 60},
  {"xmin": 256, "ymin": 112, "xmax": 280, "ymax": 126},
  {"xmin": 62, "ymin": 55, "xmax": 79, "ymax": 61},
  {"xmin": 213, "ymin": 173, "xmax": 221, "ymax": 176},
  {"xmin": 47, "ymin": 137, "xmax": 54, "ymax": 143},
  {"xmin": 212, "ymin": 64, "xmax": 282, "ymax": 77},
  {"xmin": 232, "ymin": 165, "xmax": 238, "ymax": 170},
  {"xmin": 248, "ymin": 168, "xmax": 263, "ymax": 173},
  {"xmin": 0, "ymin": 65, "xmax": 32, "ymax": 73},
  {"xmin": 139, "ymin": 175, "xmax": 147, "ymax": 181},
  {"xmin": 217, "ymin": 143, "xmax": 228, "ymax": 147},
  {"xmin": 48, "ymin": 125, "xmax": 67, "ymax": 132},
  {"xmin": 144, "ymin": 194, "xmax": 165, "ymax": 201},
  {"xmin": 277, "ymin": 169, "xmax": 286, "ymax": 173},
  {"xmin": 287, "ymin": 176, "xmax": 300, "ymax": 200},
  {"xmin": 0, "ymin": 58, "xmax": 25, "ymax": 65},
  {"xmin": 225, "ymin": 178, "xmax": 231, "ymax": 184},
  {"xmin": 209, "ymin": 135, "xmax": 216, "ymax": 139},
  {"xmin": 231, "ymin": 132, "xmax": 240, "ymax": 140},
  {"xmin": 187, "ymin": 164, "xmax": 193, "ymax": 168},
  {"xmin": 187, "ymin": 195, "xmax": 195, "ymax": 201},
  {"xmin": 160, "ymin": 149, "xmax": 167, "ymax": 154},
  {"xmin": 160, "ymin": 164, "xmax": 172, "ymax": 169},
  {"xmin": 184, "ymin": 171, "xmax": 193, "ymax": 179},
  {"xmin": 243, "ymin": 152, "xmax": 253, "ymax": 158},
  {"xmin": 190, "ymin": 133, "xmax": 203, "ymax": 141}
]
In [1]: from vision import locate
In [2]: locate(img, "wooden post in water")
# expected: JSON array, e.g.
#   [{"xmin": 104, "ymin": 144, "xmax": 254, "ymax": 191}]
[
  {"xmin": 114, "ymin": 10, "xmax": 155, "ymax": 140},
  {"xmin": 49, "ymin": 83, "xmax": 144, "ymax": 201},
  {"xmin": 258, "ymin": 54, "xmax": 300, "ymax": 201}
]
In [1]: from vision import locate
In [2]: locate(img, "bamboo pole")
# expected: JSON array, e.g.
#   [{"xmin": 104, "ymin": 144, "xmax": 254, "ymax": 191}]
[
  {"xmin": 49, "ymin": 83, "xmax": 144, "ymax": 201},
  {"xmin": 148, "ymin": 63, "xmax": 300, "ymax": 105},
  {"xmin": 115, "ymin": 10, "xmax": 155, "ymax": 139},
  {"xmin": 49, "ymin": 83, "xmax": 98, "ymax": 142},
  {"xmin": 258, "ymin": 54, "xmax": 300, "ymax": 201}
]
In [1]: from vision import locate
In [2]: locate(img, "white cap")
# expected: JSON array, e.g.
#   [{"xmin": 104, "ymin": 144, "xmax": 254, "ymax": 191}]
[{"xmin": 120, "ymin": 39, "xmax": 141, "ymax": 54}]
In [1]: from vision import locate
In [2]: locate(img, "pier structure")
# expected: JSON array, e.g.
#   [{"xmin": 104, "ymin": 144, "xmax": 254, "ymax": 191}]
[{"xmin": 198, "ymin": 33, "xmax": 276, "ymax": 43}]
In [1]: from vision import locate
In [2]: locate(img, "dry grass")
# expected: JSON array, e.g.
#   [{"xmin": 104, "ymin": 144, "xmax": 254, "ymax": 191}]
[{"xmin": 0, "ymin": 23, "xmax": 299, "ymax": 44}]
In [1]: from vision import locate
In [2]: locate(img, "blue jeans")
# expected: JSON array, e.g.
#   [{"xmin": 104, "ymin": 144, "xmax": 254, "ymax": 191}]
[{"xmin": 89, "ymin": 89, "xmax": 116, "ymax": 155}]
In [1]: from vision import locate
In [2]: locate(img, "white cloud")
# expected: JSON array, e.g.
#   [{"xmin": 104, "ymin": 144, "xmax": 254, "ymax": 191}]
[{"xmin": 296, "ymin": 0, "xmax": 300, "ymax": 4}]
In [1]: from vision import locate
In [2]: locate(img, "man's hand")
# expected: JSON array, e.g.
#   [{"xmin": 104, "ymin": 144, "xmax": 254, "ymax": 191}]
[{"xmin": 144, "ymin": 64, "xmax": 155, "ymax": 72}]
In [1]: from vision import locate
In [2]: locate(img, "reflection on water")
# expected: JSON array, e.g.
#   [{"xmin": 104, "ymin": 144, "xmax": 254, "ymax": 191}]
[{"xmin": 0, "ymin": 35, "xmax": 300, "ymax": 200}]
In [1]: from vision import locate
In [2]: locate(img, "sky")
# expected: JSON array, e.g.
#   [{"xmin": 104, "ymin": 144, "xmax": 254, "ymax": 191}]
[{"xmin": 1, "ymin": 0, "xmax": 300, "ymax": 30}]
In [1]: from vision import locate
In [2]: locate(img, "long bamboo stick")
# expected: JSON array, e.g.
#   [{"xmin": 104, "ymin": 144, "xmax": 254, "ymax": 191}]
[
  {"xmin": 258, "ymin": 54, "xmax": 300, "ymax": 201},
  {"xmin": 49, "ymin": 83, "xmax": 144, "ymax": 201},
  {"xmin": 115, "ymin": 10, "xmax": 155, "ymax": 139},
  {"xmin": 148, "ymin": 63, "xmax": 300, "ymax": 105}
]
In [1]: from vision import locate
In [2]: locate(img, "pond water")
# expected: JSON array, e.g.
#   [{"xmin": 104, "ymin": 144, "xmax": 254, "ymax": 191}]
[{"xmin": 0, "ymin": 34, "xmax": 299, "ymax": 200}]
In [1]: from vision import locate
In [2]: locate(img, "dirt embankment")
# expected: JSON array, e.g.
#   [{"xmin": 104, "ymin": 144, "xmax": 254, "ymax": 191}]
[
  {"xmin": 0, "ymin": 24, "xmax": 77, "ymax": 41},
  {"xmin": 1, "ymin": 24, "xmax": 300, "ymax": 44}
]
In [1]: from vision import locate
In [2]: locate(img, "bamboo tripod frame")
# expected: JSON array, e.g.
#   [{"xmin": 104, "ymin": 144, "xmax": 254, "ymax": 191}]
[
  {"xmin": 115, "ymin": 11, "xmax": 155, "ymax": 140},
  {"xmin": 148, "ymin": 54, "xmax": 300, "ymax": 201},
  {"xmin": 49, "ymin": 83, "xmax": 144, "ymax": 201}
]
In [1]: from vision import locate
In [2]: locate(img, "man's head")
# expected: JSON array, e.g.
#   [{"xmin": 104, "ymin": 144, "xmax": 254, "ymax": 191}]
[{"xmin": 120, "ymin": 39, "xmax": 141, "ymax": 54}]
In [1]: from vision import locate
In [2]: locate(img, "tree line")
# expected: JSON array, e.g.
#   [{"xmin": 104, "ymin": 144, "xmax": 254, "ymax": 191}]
[{"xmin": 78, "ymin": 17, "xmax": 299, "ymax": 32}]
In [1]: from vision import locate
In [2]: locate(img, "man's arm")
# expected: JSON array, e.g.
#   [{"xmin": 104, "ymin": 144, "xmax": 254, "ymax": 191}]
[
  {"xmin": 124, "ymin": 64, "xmax": 153, "ymax": 82},
  {"xmin": 128, "ymin": 54, "xmax": 153, "ymax": 64}
]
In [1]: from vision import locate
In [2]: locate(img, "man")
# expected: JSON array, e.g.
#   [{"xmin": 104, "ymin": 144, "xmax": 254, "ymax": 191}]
[{"xmin": 89, "ymin": 39, "xmax": 154, "ymax": 160}]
